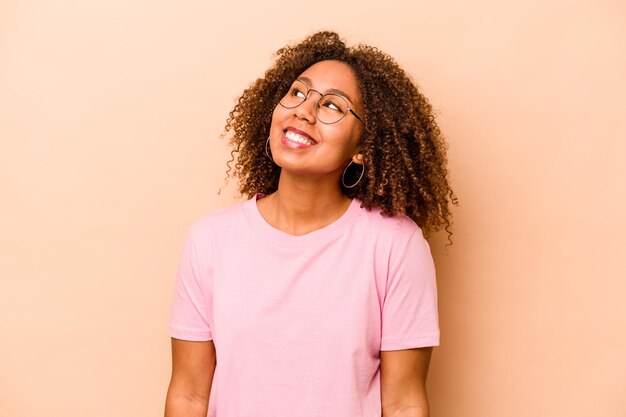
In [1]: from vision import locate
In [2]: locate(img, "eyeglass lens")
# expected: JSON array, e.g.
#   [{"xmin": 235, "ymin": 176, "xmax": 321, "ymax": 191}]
[{"xmin": 279, "ymin": 80, "xmax": 350, "ymax": 124}]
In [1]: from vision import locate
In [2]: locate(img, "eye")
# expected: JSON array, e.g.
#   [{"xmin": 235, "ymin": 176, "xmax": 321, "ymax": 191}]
[
  {"xmin": 324, "ymin": 102, "xmax": 339, "ymax": 111},
  {"xmin": 320, "ymin": 97, "xmax": 343, "ymax": 112},
  {"xmin": 290, "ymin": 85, "xmax": 307, "ymax": 99}
]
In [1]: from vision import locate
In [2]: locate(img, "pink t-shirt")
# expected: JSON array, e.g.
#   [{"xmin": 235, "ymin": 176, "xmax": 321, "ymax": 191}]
[{"xmin": 169, "ymin": 193, "xmax": 439, "ymax": 417}]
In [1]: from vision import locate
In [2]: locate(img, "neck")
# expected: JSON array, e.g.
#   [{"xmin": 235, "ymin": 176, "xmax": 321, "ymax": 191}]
[{"xmin": 258, "ymin": 170, "xmax": 353, "ymax": 236}]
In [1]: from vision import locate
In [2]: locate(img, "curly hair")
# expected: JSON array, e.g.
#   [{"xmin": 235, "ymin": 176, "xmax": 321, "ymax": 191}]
[{"xmin": 222, "ymin": 31, "xmax": 459, "ymax": 244}]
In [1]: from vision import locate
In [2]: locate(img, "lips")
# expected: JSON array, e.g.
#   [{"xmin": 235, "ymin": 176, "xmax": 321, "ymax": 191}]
[{"xmin": 281, "ymin": 127, "xmax": 317, "ymax": 149}]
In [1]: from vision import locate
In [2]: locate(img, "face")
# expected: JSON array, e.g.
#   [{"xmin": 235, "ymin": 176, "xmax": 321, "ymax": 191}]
[{"xmin": 268, "ymin": 60, "xmax": 364, "ymax": 179}]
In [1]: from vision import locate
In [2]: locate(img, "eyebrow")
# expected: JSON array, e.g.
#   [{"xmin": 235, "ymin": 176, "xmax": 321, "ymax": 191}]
[{"xmin": 296, "ymin": 76, "xmax": 357, "ymax": 106}]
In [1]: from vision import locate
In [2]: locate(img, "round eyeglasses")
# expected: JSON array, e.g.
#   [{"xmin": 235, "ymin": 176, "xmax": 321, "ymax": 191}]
[{"xmin": 279, "ymin": 80, "xmax": 365, "ymax": 125}]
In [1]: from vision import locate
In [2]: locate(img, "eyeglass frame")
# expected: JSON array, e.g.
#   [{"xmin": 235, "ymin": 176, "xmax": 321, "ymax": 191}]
[{"xmin": 278, "ymin": 80, "xmax": 365, "ymax": 126}]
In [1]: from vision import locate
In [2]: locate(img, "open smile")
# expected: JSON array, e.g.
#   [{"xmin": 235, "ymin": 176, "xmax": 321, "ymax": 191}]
[{"xmin": 281, "ymin": 127, "xmax": 317, "ymax": 149}]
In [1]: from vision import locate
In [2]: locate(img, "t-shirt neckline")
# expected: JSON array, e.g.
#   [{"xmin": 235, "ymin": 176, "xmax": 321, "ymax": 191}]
[{"xmin": 243, "ymin": 193, "xmax": 362, "ymax": 247}]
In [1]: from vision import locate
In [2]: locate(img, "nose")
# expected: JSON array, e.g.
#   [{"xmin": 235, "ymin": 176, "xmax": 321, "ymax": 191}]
[{"xmin": 294, "ymin": 90, "xmax": 321, "ymax": 123}]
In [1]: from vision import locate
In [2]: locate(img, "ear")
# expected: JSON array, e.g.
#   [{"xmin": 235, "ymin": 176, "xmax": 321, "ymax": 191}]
[{"xmin": 352, "ymin": 152, "xmax": 364, "ymax": 165}]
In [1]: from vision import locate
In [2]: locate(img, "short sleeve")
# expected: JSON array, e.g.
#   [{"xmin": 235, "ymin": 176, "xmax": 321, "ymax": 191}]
[
  {"xmin": 380, "ymin": 227, "xmax": 439, "ymax": 350},
  {"xmin": 168, "ymin": 227, "xmax": 213, "ymax": 341}
]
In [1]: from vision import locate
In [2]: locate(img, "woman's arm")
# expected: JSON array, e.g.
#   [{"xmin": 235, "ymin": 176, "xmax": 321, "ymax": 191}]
[
  {"xmin": 380, "ymin": 346, "xmax": 433, "ymax": 417},
  {"xmin": 164, "ymin": 338, "xmax": 216, "ymax": 417}
]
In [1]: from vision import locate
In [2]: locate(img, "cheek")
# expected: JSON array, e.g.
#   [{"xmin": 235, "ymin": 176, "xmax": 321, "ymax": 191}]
[
  {"xmin": 270, "ymin": 106, "xmax": 279, "ymax": 123},
  {"xmin": 325, "ymin": 129, "xmax": 361, "ymax": 156},
  {"xmin": 343, "ymin": 124, "xmax": 363, "ymax": 146},
  {"xmin": 270, "ymin": 105, "xmax": 287, "ymax": 129}
]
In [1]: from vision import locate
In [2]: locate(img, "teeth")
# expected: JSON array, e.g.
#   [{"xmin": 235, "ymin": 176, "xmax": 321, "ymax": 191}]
[{"xmin": 286, "ymin": 130, "xmax": 314, "ymax": 145}]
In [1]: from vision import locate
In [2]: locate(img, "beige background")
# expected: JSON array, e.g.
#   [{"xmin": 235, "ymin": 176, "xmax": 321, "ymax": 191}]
[{"xmin": 1, "ymin": 0, "xmax": 625, "ymax": 416}]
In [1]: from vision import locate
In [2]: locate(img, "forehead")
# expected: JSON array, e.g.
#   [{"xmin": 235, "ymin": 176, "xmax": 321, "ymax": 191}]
[{"xmin": 297, "ymin": 60, "xmax": 361, "ymax": 104}]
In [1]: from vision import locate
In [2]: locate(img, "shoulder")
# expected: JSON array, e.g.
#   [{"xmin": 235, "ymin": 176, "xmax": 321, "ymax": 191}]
[{"xmin": 354, "ymin": 200, "xmax": 423, "ymax": 243}]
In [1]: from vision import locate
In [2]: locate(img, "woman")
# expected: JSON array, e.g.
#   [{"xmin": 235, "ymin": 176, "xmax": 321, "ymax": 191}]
[{"xmin": 165, "ymin": 31, "xmax": 457, "ymax": 417}]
